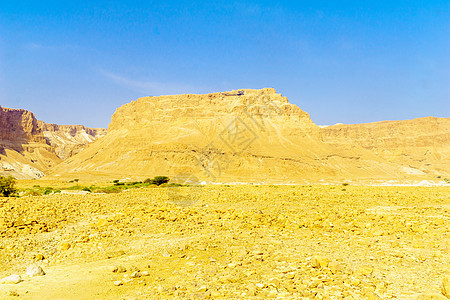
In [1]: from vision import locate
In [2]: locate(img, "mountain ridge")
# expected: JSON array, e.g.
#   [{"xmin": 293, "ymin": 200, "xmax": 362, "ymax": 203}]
[
  {"xmin": 46, "ymin": 89, "xmax": 450, "ymax": 183},
  {"xmin": 0, "ymin": 105, "xmax": 106, "ymax": 179}
]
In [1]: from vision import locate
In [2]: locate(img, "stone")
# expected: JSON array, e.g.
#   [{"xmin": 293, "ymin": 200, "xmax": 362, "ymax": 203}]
[
  {"xmin": 60, "ymin": 242, "xmax": 71, "ymax": 251},
  {"xmin": 442, "ymin": 275, "xmax": 450, "ymax": 298},
  {"xmin": 1, "ymin": 275, "xmax": 23, "ymax": 284},
  {"xmin": 416, "ymin": 293, "xmax": 448, "ymax": 300},
  {"xmin": 357, "ymin": 266, "xmax": 374, "ymax": 276},
  {"xmin": 96, "ymin": 218, "xmax": 108, "ymax": 227},
  {"xmin": 129, "ymin": 265, "xmax": 140, "ymax": 272},
  {"xmin": 197, "ymin": 285, "xmax": 208, "ymax": 292},
  {"xmin": 114, "ymin": 266, "xmax": 127, "ymax": 273},
  {"xmin": 328, "ymin": 261, "xmax": 342, "ymax": 274},
  {"xmin": 312, "ymin": 256, "xmax": 329, "ymax": 269},
  {"xmin": 8, "ymin": 291, "xmax": 19, "ymax": 297},
  {"xmin": 140, "ymin": 271, "xmax": 150, "ymax": 276},
  {"xmin": 113, "ymin": 280, "xmax": 123, "ymax": 286},
  {"xmin": 130, "ymin": 271, "xmax": 140, "ymax": 278},
  {"xmin": 34, "ymin": 254, "xmax": 45, "ymax": 261},
  {"xmin": 26, "ymin": 265, "xmax": 45, "ymax": 277}
]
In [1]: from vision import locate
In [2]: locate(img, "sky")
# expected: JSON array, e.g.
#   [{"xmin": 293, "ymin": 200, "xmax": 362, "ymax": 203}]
[{"xmin": 0, "ymin": 0, "xmax": 449, "ymax": 128}]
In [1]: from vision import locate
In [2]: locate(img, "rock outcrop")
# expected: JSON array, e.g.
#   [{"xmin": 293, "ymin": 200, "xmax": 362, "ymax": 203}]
[
  {"xmin": 48, "ymin": 89, "xmax": 450, "ymax": 183},
  {"xmin": 320, "ymin": 117, "xmax": 450, "ymax": 178},
  {"xmin": 0, "ymin": 105, "xmax": 106, "ymax": 179},
  {"xmin": 40, "ymin": 123, "xmax": 107, "ymax": 160}
]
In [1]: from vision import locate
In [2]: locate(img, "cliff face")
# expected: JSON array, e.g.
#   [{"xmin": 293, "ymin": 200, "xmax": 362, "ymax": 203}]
[
  {"xmin": 40, "ymin": 123, "xmax": 107, "ymax": 160},
  {"xmin": 0, "ymin": 106, "xmax": 106, "ymax": 179},
  {"xmin": 320, "ymin": 117, "xmax": 450, "ymax": 177},
  {"xmin": 0, "ymin": 106, "xmax": 45, "ymax": 145},
  {"xmin": 48, "ymin": 89, "xmax": 450, "ymax": 183}
]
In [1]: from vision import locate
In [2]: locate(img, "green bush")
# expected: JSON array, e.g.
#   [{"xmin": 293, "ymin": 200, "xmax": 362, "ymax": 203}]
[
  {"xmin": 0, "ymin": 175, "xmax": 16, "ymax": 197},
  {"xmin": 145, "ymin": 176, "xmax": 170, "ymax": 186},
  {"xmin": 112, "ymin": 180, "xmax": 124, "ymax": 186},
  {"xmin": 97, "ymin": 186, "xmax": 122, "ymax": 193},
  {"xmin": 67, "ymin": 185, "xmax": 82, "ymax": 190},
  {"xmin": 23, "ymin": 190, "xmax": 41, "ymax": 197}
]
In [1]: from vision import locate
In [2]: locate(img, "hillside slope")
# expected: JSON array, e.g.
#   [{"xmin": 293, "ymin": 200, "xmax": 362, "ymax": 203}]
[
  {"xmin": 47, "ymin": 89, "xmax": 450, "ymax": 183},
  {"xmin": 0, "ymin": 106, "xmax": 106, "ymax": 179}
]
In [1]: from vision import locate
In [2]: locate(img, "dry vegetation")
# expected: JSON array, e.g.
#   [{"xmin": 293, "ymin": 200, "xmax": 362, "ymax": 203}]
[{"xmin": 0, "ymin": 184, "xmax": 448, "ymax": 299}]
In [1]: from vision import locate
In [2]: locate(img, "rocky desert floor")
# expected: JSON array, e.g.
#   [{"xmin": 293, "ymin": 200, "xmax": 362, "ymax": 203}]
[{"xmin": 0, "ymin": 183, "xmax": 448, "ymax": 299}]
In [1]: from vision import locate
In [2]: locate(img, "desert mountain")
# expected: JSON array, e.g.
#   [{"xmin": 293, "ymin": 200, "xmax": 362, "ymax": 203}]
[
  {"xmin": 0, "ymin": 105, "xmax": 106, "ymax": 179},
  {"xmin": 48, "ymin": 89, "xmax": 450, "ymax": 183}
]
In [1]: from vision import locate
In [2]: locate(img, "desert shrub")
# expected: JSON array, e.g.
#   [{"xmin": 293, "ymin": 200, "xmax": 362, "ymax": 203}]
[
  {"xmin": 23, "ymin": 190, "xmax": 41, "ymax": 197},
  {"xmin": 103, "ymin": 186, "xmax": 122, "ymax": 193},
  {"xmin": 0, "ymin": 175, "xmax": 16, "ymax": 197},
  {"xmin": 67, "ymin": 185, "xmax": 82, "ymax": 190},
  {"xmin": 43, "ymin": 189, "xmax": 53, "ymax": 195},
  {"xmin": 152, "ymin": 176, "xmax": 170, "ymax": 186}
]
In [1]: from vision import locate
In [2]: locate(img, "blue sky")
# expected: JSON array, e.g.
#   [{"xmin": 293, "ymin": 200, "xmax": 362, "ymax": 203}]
[{"xmin": 0, "ymin": 0, "xmax": 449, "ymax": 128}]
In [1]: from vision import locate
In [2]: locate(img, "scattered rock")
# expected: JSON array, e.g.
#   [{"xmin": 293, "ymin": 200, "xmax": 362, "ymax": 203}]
[
  {"xmin": 26, "ymin": 264, "xmax": 45, "ymax": 277},
  {"xmin": 34, "ymin": 254, "xmax": 45, "ymax": 261},
  {"xmin": 328, "ymin": 261, "xmax": 342, "ymax": 274},
  {"xmin": 416, "ymin": 293, "xmax": 448, "ymax": 300},
  {"xmin": 442, "ymin": 275, "xmax": 449, "ymax": 298},
  {"xmin": 112, "ymin": 265, "xmax": 127, "ymax": 273},
  {"xmin": 129, "ymin": 265, "xmax": 140, "ymax": 272},
  {"xmin": 357, "ymin": 266, "xmax": 374, "ymax": 276},
  {"xmin": 113, "ymin": 280, "xmax": 123, "ymax": 286},
  {"xmin": 60, "ymin": 242, "xmax": 71, "ymax": 251},
  {"xmin": 312, "ymin": 256, "xmax": 329, "ymax": 269},
  {"xmin": 197, "ymin": 285, "xmax": 208, "ymax": 292},
  {"xmin": 1, "ymin": 275, "xmax": 23, "ymax": 284},
  {"xmin": 96, "ymin": 218, "xmax": 108, "ymax": 227},
  {"xmin": 8, "ymin": 290, "xmax": 19, "ymax": 297},
  {"xmin": 130, "ymin": 271, "xmax": 140, "ymax": 278},
  {"xmin": 140, "ymin": 271, "xmax": 150, "ymax": 276}
]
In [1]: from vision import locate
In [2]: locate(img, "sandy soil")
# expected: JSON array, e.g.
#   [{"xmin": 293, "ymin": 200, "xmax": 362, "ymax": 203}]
[{"xmin": 0, "ymin": 184, "xmax": 448, "ymax": 299}]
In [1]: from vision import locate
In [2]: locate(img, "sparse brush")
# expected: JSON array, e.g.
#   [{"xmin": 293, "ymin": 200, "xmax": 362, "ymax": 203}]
[{"xmin": 0, "ymin": 175, "xmax": 16, "ymax": 197}]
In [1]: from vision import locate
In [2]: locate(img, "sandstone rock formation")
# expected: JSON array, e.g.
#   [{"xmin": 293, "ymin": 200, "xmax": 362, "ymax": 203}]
[
  {"xmin": 0, "ymin": 105, "xmax": 106, "ymax": 179},
  {"xmin": 320, "ymin": 117, "xmax": 450, "ymax": 178},
  {"xmin": 39, "ymin": 123, "xmax": 107, "ymax": 160},
  {"xmin": 48, "ymin": 89, "xmax": 450, "ymax": 183}
]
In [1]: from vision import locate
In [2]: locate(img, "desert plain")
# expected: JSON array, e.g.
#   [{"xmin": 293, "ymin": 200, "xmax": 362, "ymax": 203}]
[{"xmin": 0, "ymin": 181, "xmax": 448, "ymax": 299}]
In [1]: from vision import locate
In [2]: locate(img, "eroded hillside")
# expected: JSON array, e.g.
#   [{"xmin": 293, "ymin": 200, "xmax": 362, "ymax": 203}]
[
  {"xmin": 47, "ymin": 89, "xmax": 450, "ymax": 183},
  {"xmin": 0, "ymin": 106, "xmax": 106, "ymax": 179}
]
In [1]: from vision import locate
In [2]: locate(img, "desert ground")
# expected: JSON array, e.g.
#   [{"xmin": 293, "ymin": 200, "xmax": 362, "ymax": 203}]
[{"xmin": 0, "ymin": 182, "xmax": 448, "ymax": 299}]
